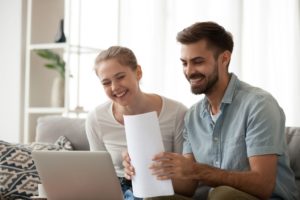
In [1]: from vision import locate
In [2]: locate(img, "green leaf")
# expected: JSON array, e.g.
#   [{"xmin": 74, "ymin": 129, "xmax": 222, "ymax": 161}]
[
  {"xmin": 35, "ymin": 49, "xmax": 66, "ymax": 79},
  {"xmin": 44, "ymin": 64, "xmax": 56, "ymax": 69}
]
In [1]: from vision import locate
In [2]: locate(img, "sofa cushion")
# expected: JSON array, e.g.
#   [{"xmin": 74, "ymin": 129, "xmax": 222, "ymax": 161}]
[
  {"xmin": 35, "ymin": 116, "xmax": 89, "ymax": 150},
  {"xmin": 0, "ymin": 137, "xmax": 73, "ymax": 199}
]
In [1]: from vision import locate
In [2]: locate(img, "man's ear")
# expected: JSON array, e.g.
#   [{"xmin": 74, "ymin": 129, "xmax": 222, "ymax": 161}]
[
  {"xmin": 136, "ymin": 65, "xmax": 142, "ymax": 80},
  {"xmin": 220, "ymin": 50, "xmax": 231, "ymax": 67}
]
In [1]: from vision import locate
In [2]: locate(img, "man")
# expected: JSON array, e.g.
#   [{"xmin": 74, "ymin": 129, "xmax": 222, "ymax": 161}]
[{"xmin": 124, "ymin": 22, "xmax": 298, "ymax": 200}]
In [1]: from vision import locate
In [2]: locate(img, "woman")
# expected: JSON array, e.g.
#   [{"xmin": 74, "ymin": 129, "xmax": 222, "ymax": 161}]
[{"xmin": 85, "ymin": 46, "xmax": 187, "ymax": 200}]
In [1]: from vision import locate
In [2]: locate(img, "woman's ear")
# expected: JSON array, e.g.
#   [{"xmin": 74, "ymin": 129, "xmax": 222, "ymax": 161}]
[{"xmin": 136, "ymin": 65, "xmax": 142, "ymax": 80}]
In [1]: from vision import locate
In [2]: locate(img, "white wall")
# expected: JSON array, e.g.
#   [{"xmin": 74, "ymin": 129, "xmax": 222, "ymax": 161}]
[{"xmin": 0, "ymin": 0, "xmax": 25, "ymax": 143}]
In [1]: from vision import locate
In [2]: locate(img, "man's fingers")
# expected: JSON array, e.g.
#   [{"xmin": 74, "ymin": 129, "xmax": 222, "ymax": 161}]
[
  {"xmin": 149, "ymin": 159, "xmax": 175, "ymax": 170},
  {"xmin": 156, "ymin": 175, "xmax": 172, "ymax": 180},
  {"xmin": 152, "ymin": 152, "xmax": 180, "ymax": 161},
  {"xmin": 151, "ymin": 167, "xmax": 174, "ymax": 180}
]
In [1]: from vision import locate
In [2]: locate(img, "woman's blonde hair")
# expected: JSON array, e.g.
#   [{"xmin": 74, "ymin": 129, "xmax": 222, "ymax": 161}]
[{"xmin": 94, "ymin": 46, "xmax": 138, "ymax": 74}]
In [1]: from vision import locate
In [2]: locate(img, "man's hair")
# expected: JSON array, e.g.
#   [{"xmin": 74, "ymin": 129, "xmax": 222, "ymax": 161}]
[
  {"xmin": 94, "ymin": 46, "xmax": 138, "ymax": 71},
  {"xmin": 176, "ymin": 21, "xmax": 234, "ymax": 58}
]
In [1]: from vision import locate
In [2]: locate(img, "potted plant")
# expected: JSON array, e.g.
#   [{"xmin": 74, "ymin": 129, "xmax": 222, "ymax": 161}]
[
  {"xmin": 35, "ymin": 49, "xmax": 65, "ymax": 79},
  {"xmin": 35, "ymin": 49, "xmax": 65, "ymax": 107}
]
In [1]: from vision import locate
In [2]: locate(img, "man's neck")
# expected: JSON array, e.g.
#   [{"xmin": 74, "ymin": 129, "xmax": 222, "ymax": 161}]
[{"xmin": 206, "ymin": 73, "xmax": 231, "ymax": 115}]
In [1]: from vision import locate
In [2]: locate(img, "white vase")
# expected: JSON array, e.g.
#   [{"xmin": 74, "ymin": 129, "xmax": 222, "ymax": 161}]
[{"xmin": 51, "ymin": 77, "xmax": 65, "ymax": 107}]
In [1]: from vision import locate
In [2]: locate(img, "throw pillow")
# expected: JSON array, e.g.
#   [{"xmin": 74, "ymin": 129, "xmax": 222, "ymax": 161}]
[
  {"xmin": 29, "ymin": 136, "xmax": 73, "ymax": 151},
  {"xmin": 0, "ymin": 136, "xmax": 73, "ymax": 200}
]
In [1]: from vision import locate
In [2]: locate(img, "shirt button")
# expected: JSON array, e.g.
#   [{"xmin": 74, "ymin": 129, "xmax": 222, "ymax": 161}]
[
  {"xmin": 213, "ymin": 137, "xmax": 218, "ymax": 142},
  {"xmin": 215, "ymin": 161, "xmax": 220, "ymax": 166}
]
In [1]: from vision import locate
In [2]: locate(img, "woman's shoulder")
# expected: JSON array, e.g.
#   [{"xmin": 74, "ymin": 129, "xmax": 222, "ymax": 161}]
[
  {"xmin": 161, "ymin": 96, "xmax": 187, "ymax": 110},
  {"xmin": 159, "ymin": 96, "xmax": 188, "ymax": 118},
  {"xmin": 87, "ymin": 101, "xmax": 112, "ymax": 119}
]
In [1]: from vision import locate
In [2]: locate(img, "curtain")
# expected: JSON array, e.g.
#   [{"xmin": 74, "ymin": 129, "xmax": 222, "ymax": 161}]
[
  {"xmin": 240, "ymin": 0, "xmax": 300, "ymax": 126},
  {"xmin": 74, "ymin": 0, "xmax": 300, "ymax": 126},
  {"xmin": 116, "ymin": 0, "xmax": 300, "ymax": 126}
]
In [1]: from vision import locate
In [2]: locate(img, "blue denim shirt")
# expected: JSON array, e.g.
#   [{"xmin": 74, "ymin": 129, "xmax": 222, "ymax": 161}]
[{"xmin": 183, "ymin": 73, "xmax": 298, "ymax": 200}]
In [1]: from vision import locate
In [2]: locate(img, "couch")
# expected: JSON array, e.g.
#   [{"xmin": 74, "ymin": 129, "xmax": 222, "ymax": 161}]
[
  {"xmin": 35, "ymin": 115, "xmax": 300, "ymax": 198},
  {"xmin": 0, "ymin": 116, "xmax": 81, "ymax": 200}
]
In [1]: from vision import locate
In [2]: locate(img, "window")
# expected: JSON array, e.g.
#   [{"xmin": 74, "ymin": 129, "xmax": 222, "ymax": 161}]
[{"xmin": 69, "ymin": 0, "xmax": 300, "ymax": 126}]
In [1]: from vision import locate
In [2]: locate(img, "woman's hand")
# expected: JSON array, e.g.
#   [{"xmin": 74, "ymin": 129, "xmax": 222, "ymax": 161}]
[{"xmin": 122, "ymin": 150, "xmax": 135, "ymax": 180}]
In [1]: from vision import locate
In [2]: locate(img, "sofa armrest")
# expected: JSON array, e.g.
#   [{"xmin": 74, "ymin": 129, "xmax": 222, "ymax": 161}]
[
  {"xmin": 285, "ymin": 126, "xmax": 300, "ymax": 194},
  {"xmin": 35, "ymin": 115, "xmax": 90, "ymax": 150}
]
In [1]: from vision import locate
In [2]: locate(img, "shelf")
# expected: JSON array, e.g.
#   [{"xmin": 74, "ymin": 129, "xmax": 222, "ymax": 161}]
[
  {"xmin": 28, "ymin": 107, "xmax": 65, "ymax": 114},
  {"xmin": 29, "ymin": 43, "xmax": 67, "ymax": 50}
]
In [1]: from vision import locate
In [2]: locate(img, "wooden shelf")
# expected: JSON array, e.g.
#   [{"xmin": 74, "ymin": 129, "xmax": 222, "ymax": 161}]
[
  {"xmin": 24, "ymin": 0, "xmax": 68, "ymax": 143},
  {"xmin": 29, "ymin": 43, "xmax": 67, "ymax": 50},
  {"xmin": 27, "ymin": 107, "xmax": 65, "ymax": 114}
]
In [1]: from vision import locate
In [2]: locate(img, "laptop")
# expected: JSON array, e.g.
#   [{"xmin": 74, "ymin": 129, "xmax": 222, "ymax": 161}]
[{"xmin": 32, "ymin": 151, "xmax": 123, "ymax": 200}]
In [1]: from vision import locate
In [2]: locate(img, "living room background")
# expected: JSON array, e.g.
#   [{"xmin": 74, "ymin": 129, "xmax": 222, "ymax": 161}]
[{"xmin": 1, "ymin": 0, "xmax": 299, "ymax": 143}]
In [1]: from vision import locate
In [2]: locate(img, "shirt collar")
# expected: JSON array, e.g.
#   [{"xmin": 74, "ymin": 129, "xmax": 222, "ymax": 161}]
[
  {"xmin": 200, "ymin": 73, "xmax": 239, "ymax": 118},
  {"xmin": 222, "ymin": 73, "xmax": 238, "ymax": 104}
]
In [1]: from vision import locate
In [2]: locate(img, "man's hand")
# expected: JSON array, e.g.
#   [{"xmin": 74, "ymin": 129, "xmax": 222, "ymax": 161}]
[
  {"xmin": 149, "ymin": 152, "xmax": 196, "ymax": 180},
  {"xmin": 122, "ymin": 150, "xmax": 135, "ymax": 180}
]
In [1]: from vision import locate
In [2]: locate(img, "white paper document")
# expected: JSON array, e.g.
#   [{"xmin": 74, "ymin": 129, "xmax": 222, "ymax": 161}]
[{"xmin": 124, "ymin": 111, "xmax": 174, "ymax": 198}]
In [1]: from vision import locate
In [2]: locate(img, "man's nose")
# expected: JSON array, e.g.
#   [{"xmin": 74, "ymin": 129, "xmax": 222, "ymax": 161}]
[{"xmin": 185, "ymin": 63, "xmax": 195, "ymax": 77}]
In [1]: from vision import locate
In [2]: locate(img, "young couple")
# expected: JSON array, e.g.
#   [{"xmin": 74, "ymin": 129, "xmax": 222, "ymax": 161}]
[{"xmin": 86, "ymin": 22, "xmax": 298, "ymax": 200}]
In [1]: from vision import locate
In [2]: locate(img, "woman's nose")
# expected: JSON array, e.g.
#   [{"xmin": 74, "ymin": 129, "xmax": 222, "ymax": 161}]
[{"xmin": 111, "ymin": 80, "xmax": 119, "ymax": 91}]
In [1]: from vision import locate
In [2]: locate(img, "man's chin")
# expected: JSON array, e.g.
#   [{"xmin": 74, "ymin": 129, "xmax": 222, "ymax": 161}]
[{"xmin": 191, "ymin": 87, "xmax": 204, "ymax": 95}]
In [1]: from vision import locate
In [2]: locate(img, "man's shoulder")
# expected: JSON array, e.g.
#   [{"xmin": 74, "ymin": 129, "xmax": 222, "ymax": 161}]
[
  {"xmin": 185, "ymin": 99, "xmax": 205, "ymax": 118},
  {"xmin": 237, "ymin": 81, "xmax": 275, "ymax": 102}
]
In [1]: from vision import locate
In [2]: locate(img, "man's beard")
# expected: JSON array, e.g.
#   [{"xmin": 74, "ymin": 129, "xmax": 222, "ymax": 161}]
[{"xmin": 188, "ymin": 63, "xmax": 219, "ymax": 95}]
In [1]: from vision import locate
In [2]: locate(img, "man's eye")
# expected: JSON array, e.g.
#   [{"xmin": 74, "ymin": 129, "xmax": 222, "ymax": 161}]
[
  {"xmin": 194, "ymin": 59, "xmax": 204, "ymax": 64},
  {"xmin": 195, "ymin": 61, "xmax": 204, "ymax": 64},
  {"xmin": 182, "ymin": 62, "xmax": 187, "ymax": 67}
]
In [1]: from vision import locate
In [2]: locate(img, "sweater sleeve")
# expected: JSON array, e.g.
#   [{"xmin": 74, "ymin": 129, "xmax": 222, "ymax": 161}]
[{"xmin": 173, "ymin": 103, "xmax": 188, "ymax": 154}]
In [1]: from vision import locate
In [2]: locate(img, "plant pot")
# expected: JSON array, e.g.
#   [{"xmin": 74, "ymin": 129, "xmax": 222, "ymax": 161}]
[{"xmin": 51, "ymin": 77, "xmax": 65, "ymax": 107}]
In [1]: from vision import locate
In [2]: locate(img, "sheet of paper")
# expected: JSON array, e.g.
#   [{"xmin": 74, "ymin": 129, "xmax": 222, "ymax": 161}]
[{"xmin": 124, "ymin": 111, "xmax": 174, "ymax": 198}]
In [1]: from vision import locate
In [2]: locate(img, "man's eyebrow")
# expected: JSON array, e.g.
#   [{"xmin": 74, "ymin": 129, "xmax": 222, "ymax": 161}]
[
  {"xmin": 180, "ymin": 57, "xmax": 204, "ymax": 62},
  {"xmin": 191, "ymin": 56, "xmax": 205, "ymax": 62}
]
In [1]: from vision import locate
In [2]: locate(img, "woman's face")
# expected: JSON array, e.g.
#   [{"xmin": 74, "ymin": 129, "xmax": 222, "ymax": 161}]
[{"xmin": 96, "ymin": 58, "xmax": 142, "ymax": 106}]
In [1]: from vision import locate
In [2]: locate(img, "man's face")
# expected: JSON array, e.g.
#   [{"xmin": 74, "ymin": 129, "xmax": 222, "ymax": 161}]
[{"xmin": 180, "ymin": 40, "xmax": 219, "ymax": 95}]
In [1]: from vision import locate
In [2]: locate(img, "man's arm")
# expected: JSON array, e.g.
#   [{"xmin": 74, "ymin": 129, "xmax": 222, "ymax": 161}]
[
  {"xmin": 122, "ymin": 151, "xmax": 199, "ymax": 197},
  {"xmin": 151, "ymin": 152, "xmax": 277, "ymax": 200}
]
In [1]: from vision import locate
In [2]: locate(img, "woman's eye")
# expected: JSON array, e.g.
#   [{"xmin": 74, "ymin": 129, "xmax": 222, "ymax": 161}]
[
  {"xmin": 116, "ymin": 75, "xmax": 125, "ymax": 80},
  {"xmin": 102, "ymin": 81, "xmax": 111, "ymax": 86}
]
